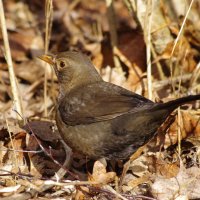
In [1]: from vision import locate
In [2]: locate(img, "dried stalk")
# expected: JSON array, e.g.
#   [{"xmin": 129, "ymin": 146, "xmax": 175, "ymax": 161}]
[
  {"xmin": 169, "ymin": 0, "xmax": 194, "ymax": 93},
  {"xmin": 190, "ymin": 61, "xmax": 200, "ymax": 87},
  {"xmin": 170, "ymin": 0, "xmax": 195, "ymax": 57},
  {"xmin": 123, "ymin": 0, "xmax": 143, "ymax": 31},
  {"xmin": 145, "ymin": 0, "xmax": 153, "ymax": 100},
  {"xmin": 6, "ymin": 118, "xmax": 19, "ymax": 171},
  {"xmin": 44, "ymin": 0, "xmax": 53, "ymax": 117},
  {"xmin": 105, "ymin": 0, "xmax": 124, "ymax": 81},
  {"xmin": 0, "ymin": 0, "xmax": 22, "ymax": 118},
  {"xmin": 106, "ymin": 0, "xmax": 118, "ymax": 47}
]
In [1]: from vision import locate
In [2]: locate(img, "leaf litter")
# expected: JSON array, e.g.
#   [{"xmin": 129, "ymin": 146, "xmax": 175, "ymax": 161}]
[{"xmin": 0, "ymin": 0, "xmax": 200, "ymax": 199}]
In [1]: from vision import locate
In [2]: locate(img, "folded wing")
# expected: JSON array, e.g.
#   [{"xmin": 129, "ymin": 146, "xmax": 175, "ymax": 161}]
[{"xmin": 58, "ymin": 82, "xmax": 154, "ymax": 125}]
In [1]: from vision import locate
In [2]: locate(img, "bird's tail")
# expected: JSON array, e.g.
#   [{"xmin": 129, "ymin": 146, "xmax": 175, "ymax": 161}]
[{"xmin": 152, "ymin": 94, "xmax": 200, "ymax": 112}]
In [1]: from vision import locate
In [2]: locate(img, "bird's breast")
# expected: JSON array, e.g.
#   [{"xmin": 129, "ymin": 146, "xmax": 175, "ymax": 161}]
[{"xmin": 55, "ymin": 109, "xmax": 112, "ymax": 159}]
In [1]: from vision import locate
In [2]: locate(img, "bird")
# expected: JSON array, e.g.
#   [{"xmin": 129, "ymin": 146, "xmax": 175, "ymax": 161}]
[{"xmin": 39, "ymin": 51, "xmax": 200, "ymax": 160}]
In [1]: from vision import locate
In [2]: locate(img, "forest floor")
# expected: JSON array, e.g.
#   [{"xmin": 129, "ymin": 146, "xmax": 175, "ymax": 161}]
[{"xmin": 0, "ymin": 0, "xmax": 200, "ymax": 199}]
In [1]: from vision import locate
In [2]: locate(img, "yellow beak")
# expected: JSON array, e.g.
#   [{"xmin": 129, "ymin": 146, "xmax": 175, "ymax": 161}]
[{"xmin": 38, "ymin": 54, "xmax": 54, "ymax": 65}]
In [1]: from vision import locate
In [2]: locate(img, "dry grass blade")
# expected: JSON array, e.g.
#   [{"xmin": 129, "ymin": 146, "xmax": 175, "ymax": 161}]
[
  {"xmin": 0, "ymin": 1, "xmax": 200, "ymax": 199},
  {"xmin": 170, "ymin": 0, "xmax": 194, "ymax": 57},
  {"xmin": 0, "ymin": 0, "xmax": 23, "ymax": 119},
  {"xmin": 5, "ymin": 119, "xmax": 19, "ymax": 171},
  {"xmin": 190, "ymin": 61, "xmax": 200, "ymax": 87},
  {"xmin": 169, "ymin": 0, "xmax": 194, "ymax": 94}
]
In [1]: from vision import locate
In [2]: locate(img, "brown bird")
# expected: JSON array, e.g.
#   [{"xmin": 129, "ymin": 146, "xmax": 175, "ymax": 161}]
[{"xmin": 39, "ymin": 51, "xmax": 200, "ymax": 160}]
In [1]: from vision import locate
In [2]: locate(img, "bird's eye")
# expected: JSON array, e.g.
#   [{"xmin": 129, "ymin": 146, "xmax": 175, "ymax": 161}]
[{"xmin": 59, "ymin": 61, "xmax": 66, "ymax": 68}]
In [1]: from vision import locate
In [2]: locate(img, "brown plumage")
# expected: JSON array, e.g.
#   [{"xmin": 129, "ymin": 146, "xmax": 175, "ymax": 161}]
[{"xmin": 39, "ymin": 51, "xmax": 200, "ymax": 160}]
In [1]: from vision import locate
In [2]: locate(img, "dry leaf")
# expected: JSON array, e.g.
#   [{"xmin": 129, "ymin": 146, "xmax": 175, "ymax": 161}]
[
  {"xmin": 75, "ymin": 186, "xmax": 89, "ymax": 200},
  {"xmin": 164, "ymin": 111, "xmax": 200, "ymax": 148},
  {"xmin": 156, "ymin": 161, "xmax": 179, "ymax": 178},
  {"xmin": 152, "ymin": 165, "xmax": 200, "ymax": 199},
  {"xmin": 88, "ymin": 160, "xmax": 116, "ymax": 185},
  {"xmin": 0, "ymin": 185, "xmax": 21, "ymax": 193},
  {"xmin": 127, "ymin": 174, "xmax": 151, "ymax": 188}
]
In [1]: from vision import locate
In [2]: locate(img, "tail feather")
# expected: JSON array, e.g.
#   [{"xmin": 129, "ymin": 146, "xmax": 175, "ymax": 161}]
[{"xmin": 153, "ymin": 94, "xmax": 200, "ymax": 112}]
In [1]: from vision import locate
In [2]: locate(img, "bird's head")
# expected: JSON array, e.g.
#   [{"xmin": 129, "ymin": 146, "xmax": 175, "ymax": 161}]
[{"xmin": 38, "ymin": 51, "xmax": 102, "ymax": 95}]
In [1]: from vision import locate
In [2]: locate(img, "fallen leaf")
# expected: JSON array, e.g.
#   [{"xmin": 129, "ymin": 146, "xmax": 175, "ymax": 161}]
[{"xmin": 88, "ymin": 160, "xmax": 116, "ymax": 185}]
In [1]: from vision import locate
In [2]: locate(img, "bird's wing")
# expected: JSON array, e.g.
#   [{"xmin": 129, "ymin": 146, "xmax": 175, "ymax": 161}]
[{"xmin": 58, "ymin": 82, "xmax": 153, "ymax": 125}]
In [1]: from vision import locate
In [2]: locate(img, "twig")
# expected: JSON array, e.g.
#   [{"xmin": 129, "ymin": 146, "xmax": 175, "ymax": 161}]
[
  {"xmin": 0, "ymin": 169, "xmax": 35, "ymax": 180},
  {"xmin": 153, "ymin": 73, "xmax": 192, "ymax": 89},
  {"xmin": 0, "ymin": 148, "xmax": 43, "ymax": 153},
  {"xmin": 0, "ymin": 0, "xmax": 23, "ymax": 119},
  {"xmin": 25, "ymin": 121, "xmax": 75, "ymax": 178},
  {"xmin": 1, "ymin": 136, "xmax": 72, "ymax": 200},
  {"xmin": 103, "ymin": 185, "xmax": 129, "ymax": 200},
  {"xmin": 13, "ymin": 111, "xmax": 76, "ymax": 180},
  {"xmin": 150, "ymin": 43, "xmax": 166, "ymax": 80}
]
